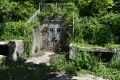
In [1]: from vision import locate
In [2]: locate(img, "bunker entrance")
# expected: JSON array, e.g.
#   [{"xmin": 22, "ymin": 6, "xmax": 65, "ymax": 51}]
[{"xmin": 32, "ymin": 15, "xmax": 67, "ymax": 54}]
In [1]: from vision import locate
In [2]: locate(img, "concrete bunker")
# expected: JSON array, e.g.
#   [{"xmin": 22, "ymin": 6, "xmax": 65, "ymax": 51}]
[{"xmin": 31, "ymin": 14, "xmax": 67, "ymax": 54}]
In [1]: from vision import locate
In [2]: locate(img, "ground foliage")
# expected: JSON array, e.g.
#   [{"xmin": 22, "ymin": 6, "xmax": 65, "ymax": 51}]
[{"xmin": 51, "ymin": 52, "xmax": 120, "ymax": 80}]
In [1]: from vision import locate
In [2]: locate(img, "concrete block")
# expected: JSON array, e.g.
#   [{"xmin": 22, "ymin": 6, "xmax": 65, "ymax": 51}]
[
  {"xmin": 69, "ymin": 43, "xmax": 76, "ymax": 59},
  {"xmin": 9, "ymin": 40, "xmax": 24, "ymax": 61}
]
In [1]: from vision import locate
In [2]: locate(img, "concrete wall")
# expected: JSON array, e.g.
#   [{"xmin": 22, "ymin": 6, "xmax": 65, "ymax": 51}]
[
  {"xmin": 9, "ymin": 40, "xmax": 24, "ymax": 61},
  {"xmin": 0, "ymin": 40, "xmax": 24, "ymax": 61},
  {"xmin": 31, "ymin": 15, "xmax": 66, "ymax": 54},
  {"xmin": 31, "ymin": 26, "xmax": 43, "ymax": 54}
]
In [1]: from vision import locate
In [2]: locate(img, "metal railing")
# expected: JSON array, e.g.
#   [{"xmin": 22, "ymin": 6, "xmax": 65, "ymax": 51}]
[
  {"xmin": 27, "ymin": 9, "xmax": 40, "ymax": 23},
  {"xmin": 27, "ymin": 3, "xmax": 71, "ymax": 23},
  {"xmin": 39, "ymin": 3, "xmax": 68, "ymax": 12},
  {"xmin": 27, "ymin": 3, "xmax": 75, "ymax": 35}
]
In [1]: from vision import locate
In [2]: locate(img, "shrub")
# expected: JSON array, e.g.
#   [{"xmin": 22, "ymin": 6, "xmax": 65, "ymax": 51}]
[
  {"xmin": 51, "ymin": 51, "xmax": 99, "ymax": 73},
  {"xmin": 1, "ymin": 21, "xmax": 33, "ymax": 41},
  {"xmin": 50, "ymin": 53, "xmax": 76, "ymax": 73},
  {"xmin": 99, "ymin": 13, "xmax": 120, "ymax": 44},
  {"xmin": 77, "ymin": 17, "xmax": 113, "ymax": 46},
  {"xmin": 74, "ymin": 51, "xmax": 99, "ymax": 70},
  {"xmin": 0, "ymin": 0, "xmax": 36, "ymax": 22},
  {"xmin": 110, "ymin": 53, "xmax": 120, "ymax": 70}
]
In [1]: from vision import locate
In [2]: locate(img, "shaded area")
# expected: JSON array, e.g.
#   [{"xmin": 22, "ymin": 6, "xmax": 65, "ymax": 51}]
[
  {"xmin": 93, "ymin": 52, "xmax": 114, "ymax": 62},
  {"xmin": 0, "ymin": 57, "xmax": 77, "ymax": 80},
  {"xmin": 0, "ymin": 44, "xmax": 9, "ymax": 56},
  {"xmin": 0, "ymin": 58, "xmax": 51, "ymax": 80},
  {"xmin": 44, "ymin": 73, "xmax": 76, "ymax": 80}
]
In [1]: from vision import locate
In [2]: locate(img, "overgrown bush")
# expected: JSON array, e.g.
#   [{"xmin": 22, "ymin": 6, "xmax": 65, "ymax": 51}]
[
  {"xmin": 74, "ymin": 51, "xmax": 99, "ymax": 70},
  {"xmin": 51, "ymin": 52, "xmax": 120, "ymax": 80},
  {"xmin": 75, "ymin": 0, "xmax": 113, "ymax": 16},
  {"xmin": 92, "ymin": 64, "xmax": 120, "ymax": 80},
  {"xmin": 99, "ymin": 13, "xmax": 120, "ymax": 44},
  {"xmin": 1, "ymin": 21, "xmax": 33, "ymax": 41},
  {"xmin": 51, "ymin": 51, "xmax": 99, "ymax": 73},
  {"xmin": 75, "ymin": 17, "xmax": 114, "ymax": 46},
  {"xmin": 0, "ymin": 0, "xmax": 36, "ymax": 22},
  {"xmin": 50, "ymin": 53, "xmax": 76, "ymax": 73},
  {"xmin": 110, "ymin": 53, "xmax": 120, "ymax": 70}
]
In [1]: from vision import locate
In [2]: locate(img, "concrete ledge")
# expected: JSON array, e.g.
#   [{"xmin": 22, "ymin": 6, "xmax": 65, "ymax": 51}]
[
  {"xmin": 0, "ymin": 42, "xmax": 9, "ymax": 45},
  {"xmin": 78, "ymin": 47, "xmax": 116, "ymax": 53},
  {"xmin": 9, "ymin": 40, "xmax": 24, "ymax": 61},
  {"xmin": 69, "ymin": 43, "xmax": 119, "ymax": 61},
  {"xmin": 0, "ymin": 40, "xmax": 24, "ymax": 61}
]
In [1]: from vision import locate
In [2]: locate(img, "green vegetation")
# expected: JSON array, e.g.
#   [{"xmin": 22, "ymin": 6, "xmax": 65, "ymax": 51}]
[
  {"xmin": 51, "ymin": 52, "xmax": 120, "ymax": 80},
  {"xmin": 0, "ymin": 0, "xmax": 120, "ymax": 80},
  {"xmin": 1, "ymin": 0, "xmax": 120, "ymax": 46}
]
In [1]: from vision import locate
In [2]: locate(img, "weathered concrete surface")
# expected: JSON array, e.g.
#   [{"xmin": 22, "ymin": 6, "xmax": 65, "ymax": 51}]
[
  {"xmin": 9, "ymin": 40, "xmax": 24, "ymax": 61},
  {"xmin": 31, "ymin": 26, "xmax": 43, "ymax": 54},
  {"xmin": 72, "ymin": 74, "xmax": 107, "ymax": 80},
  {"xmin": 78, "ymin": 47, "xmax": 116, "ymax": 53},
  {"xmin": 26, "ymin": 51, "xmax": 55, "ymax": 64},
  {"xmin": 115, "ymin": 49, "xmax": 120, "ymax": 60},
  {"xmin": 0, "ymin": 42, "xmax": 8, "ymax": 45},
  {"xmin": 69, "ymin": 43, "xmax": 118, "ymax": 60},
  {"xmin": 69, "ymin": 43, "xmax": 76, "ymax": 59},
  {"xmin": 31, "ymin": 15, "xmax": 66, "ymax": 55}
]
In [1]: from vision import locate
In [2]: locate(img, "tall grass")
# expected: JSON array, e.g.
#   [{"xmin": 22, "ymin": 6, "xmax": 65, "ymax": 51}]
[
  {"xmin": 50, "ymin": 51, "xmax": 99, "ymax": 73},
  {"xmin": 110, "ymin": 53, "xmax": 120, "ymax": 70},
  {"xmin": 51, "ymin": 51, "xmax": 120, "ymax": 80}
]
